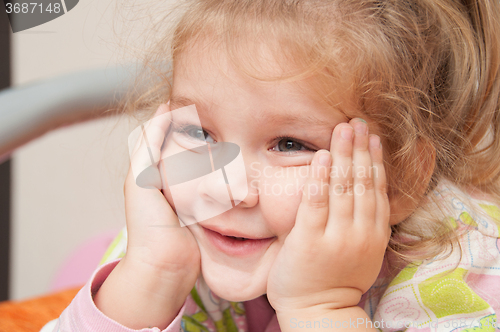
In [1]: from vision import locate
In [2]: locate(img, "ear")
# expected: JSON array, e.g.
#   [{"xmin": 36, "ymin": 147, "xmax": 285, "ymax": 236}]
[{"xmin": 388, "ymin": 138, "xmax": 436, "ymax": 225}]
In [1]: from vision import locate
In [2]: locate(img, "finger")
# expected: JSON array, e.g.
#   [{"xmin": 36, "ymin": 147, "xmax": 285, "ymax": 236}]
[
  {"xmin": 368, "ymin": 135, "xmax": 390, "ymax": 234},
  {"xmin": 124, "ymin": 103, "xmax": 180, "ymax": 229},
  {"xmin": 327, "ymin": 123, "xmax": 354, "ymax": 230},
  {"xmin": 294, "ymin": 150, "xmax": 331, "ymax": 236},
  {"xmin": 351, "ymin": 119, "xmax": 376, "ymax": 225},
  {"xmin": 144, "ymin": 103, "xmax": 172, "ymax": 148},
  {"xmin": 124, "ymin": 160, "xmax": 180, "ymax": 230},
  {"xmin": 128, "ymin": 104, "xmax": 172, "ymax": 189},
  {"xmin": 129, "ymin": 104, "xmax": 171, "ymax": 159}
]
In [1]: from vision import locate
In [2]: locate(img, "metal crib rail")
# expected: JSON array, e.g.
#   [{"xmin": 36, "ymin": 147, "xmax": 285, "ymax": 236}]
[{"xmin": 0, "ymin": 65, "xmax": 138, "ymax": 164}]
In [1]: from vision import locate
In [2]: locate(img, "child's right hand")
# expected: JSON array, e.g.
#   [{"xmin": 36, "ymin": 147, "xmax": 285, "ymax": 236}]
[{"xmin": 94, "ymin": 103, "xmax": 201, "ymax": 330}]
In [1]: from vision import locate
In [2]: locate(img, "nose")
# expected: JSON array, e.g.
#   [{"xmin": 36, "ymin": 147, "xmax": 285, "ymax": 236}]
[{"xmin": 197, "ymin": 142, "xmax": 258, "ymax": 208}]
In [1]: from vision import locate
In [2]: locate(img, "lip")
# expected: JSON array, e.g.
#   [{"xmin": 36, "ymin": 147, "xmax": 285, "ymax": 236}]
[
  {"xmin": 202, "ymin": 225, "xmax": 269, "ymax": 239},
  {"xmin": 202, "ymin": 226, "xmax": 275, "ymax": 256}
]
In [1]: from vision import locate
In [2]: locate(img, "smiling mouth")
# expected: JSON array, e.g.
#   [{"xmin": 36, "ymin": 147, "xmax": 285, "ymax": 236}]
[
  {"xmin": 201, "ymin": 225, "xmax": 270, "ymax": 240},
  {"xmin": 201, "ymin": 226, "xmax": 275, "ymax": 256}
]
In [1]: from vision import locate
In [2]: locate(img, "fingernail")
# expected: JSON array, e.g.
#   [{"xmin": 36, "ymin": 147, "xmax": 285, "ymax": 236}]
[
  {"xmin": 318, "ymin": 152, "xmax": 331, "ymax": 166},
  {"xmin": 167, "ymin": 100, "xmax": 170, "ymax": 105},
  {"xmin": 358, "ymin": 118, "xmax": 367, "ymax": 124},
  {"xmin": 370, "ymin": 135, "xmax": 381, "ymax": 149},
  {"xmin": 354, "ymin": 122, "xmax": 367, "ymax": 135},
  {"xmin": 341, "ymin": 127, "xmax": 353, "ymax": 140}
]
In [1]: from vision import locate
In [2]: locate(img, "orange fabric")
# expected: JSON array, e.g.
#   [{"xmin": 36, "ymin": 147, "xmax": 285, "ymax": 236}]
[{"xmin": 0, "ymin": 287, "xmax": 81, "ymax": 332}]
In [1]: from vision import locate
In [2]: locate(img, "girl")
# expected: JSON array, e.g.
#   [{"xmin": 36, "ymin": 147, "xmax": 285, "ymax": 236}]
[{"xmin": 44, "ymin": 0, "xmax": 500, "ymax": 331}]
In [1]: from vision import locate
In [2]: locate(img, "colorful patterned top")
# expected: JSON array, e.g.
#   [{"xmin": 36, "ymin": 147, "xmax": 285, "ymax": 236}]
[{"xmin": 41, "ymin": 179, "xmax": 500, "ymax": 332}]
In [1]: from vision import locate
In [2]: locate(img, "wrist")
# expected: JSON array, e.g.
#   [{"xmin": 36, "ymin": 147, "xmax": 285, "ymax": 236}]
[
  {"xmin": 271, "ymin": 287, "xmax": 362, "ymax": 315},
  {"xmin": 117, "ymin": 255, "xmax": 197, "ymax": 302},
  {"xmin": 93, "ymin": 258, "xmax": 195, "ymax": 330},
  {"xmin": 123, "ymin": 245, "xmax": 200, "ymax": 280}
]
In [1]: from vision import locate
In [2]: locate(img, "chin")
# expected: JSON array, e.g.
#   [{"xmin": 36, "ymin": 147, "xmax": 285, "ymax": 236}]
[
  {"xmin": 205, "ymin": 277, "xmax": 266, "ymax": 302},
  {"xmin": 201, "ymin": 264, "xmax": 267, "ymax": 302}
]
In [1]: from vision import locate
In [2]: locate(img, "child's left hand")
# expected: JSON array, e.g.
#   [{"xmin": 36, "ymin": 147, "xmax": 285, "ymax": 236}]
[{"xmin": 267, "ymin": 118, "xmax": 391, "ymax": 315}]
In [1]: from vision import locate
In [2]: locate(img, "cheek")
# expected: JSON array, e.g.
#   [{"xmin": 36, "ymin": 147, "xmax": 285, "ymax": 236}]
[
  {"xmin": 258, "ymin": 173, "xmax": 308, "ymax": 235},
  {"xmin": 161, "ymin": 178, "xmax": 202, "ymax": 217}
]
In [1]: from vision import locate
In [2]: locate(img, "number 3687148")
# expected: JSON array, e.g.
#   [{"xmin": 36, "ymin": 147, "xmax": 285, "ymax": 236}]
[{"xmin": 5, "ymin": 2, "xmax": 61, "ymax": 14}]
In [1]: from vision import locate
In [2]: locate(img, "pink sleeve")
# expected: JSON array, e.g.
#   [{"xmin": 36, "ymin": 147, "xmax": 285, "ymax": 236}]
[{"xmin": 53, "ymin": 259, "xmax": 186, "ymax": 332}]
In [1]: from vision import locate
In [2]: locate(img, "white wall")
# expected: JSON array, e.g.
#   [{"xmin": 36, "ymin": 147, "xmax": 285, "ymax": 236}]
[{"xmin": 10, "ymin": 0, "xmax": 133, "ymax": 300}]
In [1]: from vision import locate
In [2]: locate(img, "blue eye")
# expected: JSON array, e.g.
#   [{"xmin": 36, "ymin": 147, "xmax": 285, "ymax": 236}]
[{"xmin": 177, "ymin": 125, "xmax": 216, "ymax": 143}]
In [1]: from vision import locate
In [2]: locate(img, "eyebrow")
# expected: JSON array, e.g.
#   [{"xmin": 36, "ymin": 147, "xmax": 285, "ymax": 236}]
[
  {"xmin": 264, "ymin": 112, "xmax": 334, "ymax": 127},
  {"xmin": 169, "ymin": 95, "xmax": 207, "ymax": 111},
  {"xmin": 169, "ymin": 94, "xmax": 336, "ymax": 128}
]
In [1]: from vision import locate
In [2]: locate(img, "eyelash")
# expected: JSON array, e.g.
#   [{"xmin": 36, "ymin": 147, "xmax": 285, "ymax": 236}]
[{"xmin": 173, "ymin": 124, "xmax": 316, "ymax": 154}]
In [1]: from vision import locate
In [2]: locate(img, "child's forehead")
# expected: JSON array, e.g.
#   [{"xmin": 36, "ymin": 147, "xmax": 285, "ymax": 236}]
[
  {"xmin": 169, "ymin": 93, "xmax": 341, "ymax": 127},
  {"xmin": 172, "ymin": 37, "xmax": 360, "ymax": 121},
  {"xmin": 173, "ymin": 36, "xmax": 289, "ymax": 83}
]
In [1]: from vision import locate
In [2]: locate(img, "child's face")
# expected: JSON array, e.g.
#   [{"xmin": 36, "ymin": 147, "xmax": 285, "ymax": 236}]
[{"xmin": 163, "ymin": 43, "xmax": 349, "ymax": 301}]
